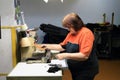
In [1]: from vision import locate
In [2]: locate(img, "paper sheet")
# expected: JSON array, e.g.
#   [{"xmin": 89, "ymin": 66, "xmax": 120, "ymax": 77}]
[{"xmin": 51, "ymin": 59, "xmax": 68, "ymax": 68}]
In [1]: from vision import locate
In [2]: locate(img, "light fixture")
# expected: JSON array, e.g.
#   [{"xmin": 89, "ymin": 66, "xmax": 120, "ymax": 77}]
[
  {"xmin": 20, "ymin": 37, "xmax": 34, "ymax": 47},
  {"xmin": 20, "ymin": 37, "xmax": 31, "ymax": 47},
  {"xmin": 61, "ymin": 0, "xmax": 63, "ymax": 3},
  {"xmin": 43, "ymin": 0, "xmax": 48, "ymax": 3}
]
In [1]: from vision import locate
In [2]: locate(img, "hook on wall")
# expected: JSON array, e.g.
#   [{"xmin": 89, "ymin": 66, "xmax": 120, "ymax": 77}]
[{"xmin": 43, "ymin": 0, "xmax": 63, "ymax": 3}]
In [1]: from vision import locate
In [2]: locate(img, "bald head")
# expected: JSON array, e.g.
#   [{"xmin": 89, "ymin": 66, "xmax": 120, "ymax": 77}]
[
  {"xmin": 62, "ymin": 13, "xmax": 84, "ymax": 31},
  {"xmin": 62, "ymin": 13, "xmax": 78, "ymax": 26}
]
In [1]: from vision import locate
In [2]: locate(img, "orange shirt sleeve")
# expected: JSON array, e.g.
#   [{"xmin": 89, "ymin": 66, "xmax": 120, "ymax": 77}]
[{"xmin": 79, "ymin": 31, "xmax": 94, "ymax": 56}]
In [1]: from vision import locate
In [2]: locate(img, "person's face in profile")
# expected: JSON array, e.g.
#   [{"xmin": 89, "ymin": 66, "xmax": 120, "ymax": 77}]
[{"xmin": 63, "ymin": 23, "xmax": 77, "ymax": 35}]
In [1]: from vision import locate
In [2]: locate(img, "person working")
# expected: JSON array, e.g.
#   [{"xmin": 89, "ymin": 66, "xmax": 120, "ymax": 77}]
[{"xmin": 41, "ymin": 12, "xmax": 99, "ymax": 80}]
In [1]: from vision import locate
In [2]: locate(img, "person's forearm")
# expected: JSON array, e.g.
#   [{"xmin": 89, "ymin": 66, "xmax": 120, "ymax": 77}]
[
  {"xmin": 67, "ymin": 52, "xmax": 88, "ymax": 61},
  {"xmin": 56, "ymin": 52, "xmax": 88, "ymax": 61},
  {"xmin": 42, "ymin": 44, "xmax": 64, "ymax": 51}
]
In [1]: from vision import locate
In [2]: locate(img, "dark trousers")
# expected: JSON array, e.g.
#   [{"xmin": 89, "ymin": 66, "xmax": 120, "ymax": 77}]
[
  {"xmin": 71, "ymin": 71, "xmax": 97, "ymax": 80},
  {"xmin": 72, "ymin": 75, "xmax": 95, "ymax": 80}
]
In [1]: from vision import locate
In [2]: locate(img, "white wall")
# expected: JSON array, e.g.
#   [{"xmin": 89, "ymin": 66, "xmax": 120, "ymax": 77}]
[
  {"xmin": 20, "ymin": 0, "xmax": 120, "ymax": 27},
  {"xmin": 20, "ymin": 0, "xmax": 120, "ymax": 43},
  {"xmin": 0, "ymin": 1, "xmax": 16, "ymax": 80},
  {"xmin": 0, "ymin": 0, "xmax": 16, "ymax": 26}
]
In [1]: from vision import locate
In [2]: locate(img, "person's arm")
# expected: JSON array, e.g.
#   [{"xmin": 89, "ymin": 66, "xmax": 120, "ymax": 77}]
[
  {"xmin": 41, "ymin": 44, "xmax": 65, "ymax": 51},
  {"xmin": 55, "ymin": 52, "xmax": 88, "ymax": 61}
]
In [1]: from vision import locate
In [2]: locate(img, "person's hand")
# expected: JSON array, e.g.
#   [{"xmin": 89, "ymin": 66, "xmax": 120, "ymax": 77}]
[
  {"xmin": 55, "ymin": 53, "xmax": 69, "ymax": 60},
  {"xmin": 34, "ymin": 43, "xmax": 47, "ymax": 50},
  {"xmin": 41, "ymin": 45, "xmax": 47, "ymax": 48}
]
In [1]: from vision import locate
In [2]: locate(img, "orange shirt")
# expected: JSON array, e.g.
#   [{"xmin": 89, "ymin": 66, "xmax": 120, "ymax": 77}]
[{"xmin": 60, "ymin": 27, "xmax": 94, "ymax": 56}]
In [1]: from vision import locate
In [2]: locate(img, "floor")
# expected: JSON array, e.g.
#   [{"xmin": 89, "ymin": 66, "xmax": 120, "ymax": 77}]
[
  {"xmin": 62, "ymin": 59, "xmax": 120, "ymax": 80},
  {"xmin": 95, "ymin": 59, "xmax": 120, "ymax": 80}
]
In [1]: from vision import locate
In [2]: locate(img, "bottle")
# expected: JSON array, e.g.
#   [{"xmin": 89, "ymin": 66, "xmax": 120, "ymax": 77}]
[{"xmin": 45, "ymin": 49, "xmax": 52, "ymax": 63}]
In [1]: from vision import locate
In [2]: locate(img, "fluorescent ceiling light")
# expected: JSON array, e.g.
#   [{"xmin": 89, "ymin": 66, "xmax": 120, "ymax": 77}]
[
  {"xmin": 43, "ymin": 0, "xmax": 48, "ymax": 3},
  {"xmin": 61, "ymin": 0, "xmax": 63, "ymax": 3}
]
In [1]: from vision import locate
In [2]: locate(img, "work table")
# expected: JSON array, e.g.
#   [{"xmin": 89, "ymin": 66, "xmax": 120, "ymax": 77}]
[{"xmin": 7, "ymin": 62, "xmax": 63, "ymax": 80}]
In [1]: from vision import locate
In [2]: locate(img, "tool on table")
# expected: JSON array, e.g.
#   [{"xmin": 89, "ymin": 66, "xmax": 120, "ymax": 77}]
[
  {"xmin": 26, "ymin": 60, "xmax": 42, "ymax": 64},
  {"xmin": 45, "ymin": 49, "xmax": 52, "ymax": 63},
  {"xmin": 47, "ymin": 64, "xmax": 62, "ymax": 73}
]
